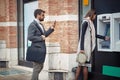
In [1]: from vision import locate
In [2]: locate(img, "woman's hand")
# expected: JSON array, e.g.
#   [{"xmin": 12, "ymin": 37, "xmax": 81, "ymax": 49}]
[
  {"xmin": 80, "ymin": 50, "xmax": 85, "ymax": 54},
  {"xmin": 105, "ymin": 36, "xmax": 110, "ymax": 40}
]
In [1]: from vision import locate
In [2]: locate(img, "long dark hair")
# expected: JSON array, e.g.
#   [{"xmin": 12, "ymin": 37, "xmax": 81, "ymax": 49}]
[{"xmin": 84, "ymin": 9, "xmax": 96, "ymax": 21}]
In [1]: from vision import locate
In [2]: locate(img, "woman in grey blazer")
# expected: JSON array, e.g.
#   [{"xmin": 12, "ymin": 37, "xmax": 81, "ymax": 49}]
[{"xmin": 26, "ymin": 9, "xmax": 56, "ymax": 80}]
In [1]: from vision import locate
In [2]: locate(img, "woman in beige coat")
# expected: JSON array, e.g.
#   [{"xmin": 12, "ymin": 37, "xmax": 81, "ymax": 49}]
[{"xmin": 75, "ymin": 9, "xmax": 109, "ymax": 80}]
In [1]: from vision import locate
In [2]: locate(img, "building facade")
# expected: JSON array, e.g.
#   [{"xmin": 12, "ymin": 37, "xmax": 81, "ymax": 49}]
[
  {"xmin": 0, "ymin": 0, "xmax": 120, "ymax": 80},
  {"xmin": 0, "ymin": 0, "xmax": 79, "ymax": 80}
]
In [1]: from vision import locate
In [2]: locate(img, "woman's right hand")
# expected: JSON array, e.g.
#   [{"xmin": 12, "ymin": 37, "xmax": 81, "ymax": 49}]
[{"xmin": 80, "ymin": 50, "xmax": 85, "ymax": 54}]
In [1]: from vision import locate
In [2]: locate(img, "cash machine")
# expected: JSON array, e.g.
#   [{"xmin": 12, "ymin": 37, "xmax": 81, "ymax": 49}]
[{"xmin": 97, "ymin": 13, "xmax": 120, "ymax": 52}]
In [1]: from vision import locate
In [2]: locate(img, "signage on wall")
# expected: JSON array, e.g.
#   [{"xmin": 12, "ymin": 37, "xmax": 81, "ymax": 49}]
[{"xmin": 83, "ymin": 0, "xmax": 89, "ymax": 6}]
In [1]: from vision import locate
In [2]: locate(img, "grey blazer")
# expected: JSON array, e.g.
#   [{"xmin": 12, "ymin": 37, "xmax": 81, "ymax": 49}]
[{"xmin": 26, "ymin": 20, "xmax": 54, "ymax": 63}]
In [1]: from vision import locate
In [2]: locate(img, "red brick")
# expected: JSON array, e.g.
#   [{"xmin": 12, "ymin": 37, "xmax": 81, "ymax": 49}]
[{"xmin": 44, "ymin": 21, "xmax": 78, "ymax": 53}]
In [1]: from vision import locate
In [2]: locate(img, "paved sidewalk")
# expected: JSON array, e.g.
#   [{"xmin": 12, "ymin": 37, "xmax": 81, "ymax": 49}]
[
  {"xmin": 0, "ymin": 73, "xmax": 31, "ymax": 80},
  {"xmin": 0, "ymin": 66, "xmax": 32, "ymax": 80}
]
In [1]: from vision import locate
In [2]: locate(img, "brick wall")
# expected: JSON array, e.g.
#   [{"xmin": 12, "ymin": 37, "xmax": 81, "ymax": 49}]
[
  {"xmin": 39, "ymin": 0, "xmax": 79, "ymax": 53},
  {"xmin": 0, "ymin": 0, "xmax": 79, "ymax": 52},
  {"xmin": 0, "ymin": 0, "xmax": 17, "ymax": 48}
]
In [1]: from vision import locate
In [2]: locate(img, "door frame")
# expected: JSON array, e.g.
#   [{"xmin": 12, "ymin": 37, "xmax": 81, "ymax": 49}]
[{"xmin": 17, "ymin": 0, "xmax": 37, "ymax": 67}]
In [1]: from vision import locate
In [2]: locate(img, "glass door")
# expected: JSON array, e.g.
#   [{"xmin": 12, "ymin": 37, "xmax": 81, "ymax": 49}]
[
  {"xmin": 24, "ymin": 1, "xmax": 38, "ymax": 60},
  {"xmin": 17, "ymin": 0, "xmax": 38, "ymax": 67}
]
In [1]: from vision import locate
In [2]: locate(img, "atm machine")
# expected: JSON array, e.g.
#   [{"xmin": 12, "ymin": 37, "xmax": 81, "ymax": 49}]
[
  {"xmin": 112, "ymin": 13, "xmax": 120, "ymax": 52},
  {"xmin": 97, "ymin": 14, "xmax": 112, "ymax": 51},
  {"xmin": 97, "ymin": 13, "xmax": 120, "ymax": 52}
]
